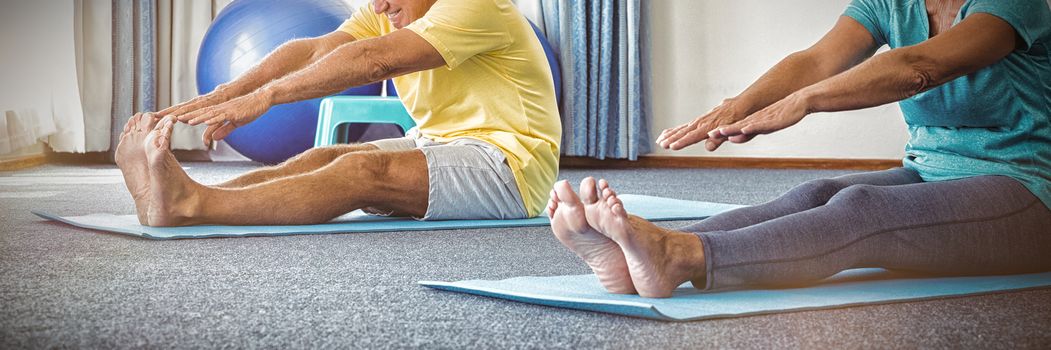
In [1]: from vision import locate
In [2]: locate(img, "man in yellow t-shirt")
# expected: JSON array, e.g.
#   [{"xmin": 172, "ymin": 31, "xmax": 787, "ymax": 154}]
[{"xmin": 113, "ymin": 0, "xmax": 560, "ymax": 226}]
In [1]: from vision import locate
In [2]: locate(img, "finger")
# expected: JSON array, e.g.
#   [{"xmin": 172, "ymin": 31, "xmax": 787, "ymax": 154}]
[
  {"xmin": 158, "ymin": 101, "xmax": 192, "ymax": 117},
  {"xmin": 211, "ymin": 122, "xmax": 238, "ymax": 141},
  {"xmin": 203, "ymin": 123, "xmax": 220, "ymax": 148},
  {"xmin": 660, "ymin": 121, "xmax": 698, "ymax": 146},
  {"xmin": 160, "ymin": 96, "xmax": 208, "ymax": 118},
  {"xmin": 728, "ymin": 134, "xmax": 756, "ymax": 143},
  {"xmin": 203, "ymin": 113, "xmax": 228, "ymax": 126},
  {"xmin": 656, "ymin": 123, "xmax": 689, "ymax": 144},
  {"xmin": 739, "ymin": 121, "xmax": 781, "ymax": 136},
  {"xmin": 668, "ymin": 127, "xmax": 712, "ymax": 150},
  {"xmin": 190, "ymin": 108, "xmax": 223, "ymax": 125},
  {"xmin": 705, "ymin": 137, "xmax": 728, "ymax": 152},
  {"xmin": 714, "ymin": 123, "xmax": 747, "ymax": 138},
  {"xmin": 180, "ymin": 107, "xmax": 209, "ymax": 124}
]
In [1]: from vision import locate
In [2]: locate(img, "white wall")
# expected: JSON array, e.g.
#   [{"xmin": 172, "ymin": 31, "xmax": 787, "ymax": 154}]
[{"xmin": 644, "ymin": 0, "xmax": 909, "ymax": 159}]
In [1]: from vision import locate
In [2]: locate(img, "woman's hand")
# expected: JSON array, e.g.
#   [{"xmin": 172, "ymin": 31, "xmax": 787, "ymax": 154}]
[
  {"xmin": 157, "ymin": 84, "xmax": 237, "ymax": 119},
  {"xmin": 177, "ymin": 90, "xmax": 273, "ymax": 147},
  {"xmin": 707, "ymin": 92, "xmax": 812, "ymax": 151},
  {"xmin": 656, "ymin": 98, "xmax": 748, "ymax": 151}
]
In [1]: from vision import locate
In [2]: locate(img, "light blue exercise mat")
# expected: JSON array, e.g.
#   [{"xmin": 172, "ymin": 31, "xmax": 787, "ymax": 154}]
[
  {"xmin": 420, "ymin": 269, "xmax": 1051, "ymax": 321},
  {"xmin": 33, "ymin": 194, "xmax": 744, "ymax": 240}
]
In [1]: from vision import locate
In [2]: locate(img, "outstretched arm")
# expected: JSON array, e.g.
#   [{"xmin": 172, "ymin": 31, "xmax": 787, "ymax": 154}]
[
  {"xmin": 159, "ymin": 31, "xmax": 356, "ymax": 119},
  {"xmin": 178, "ymin": 29, "xmax": 444, "ymax": 146},
  {"xmin": 712, "ymin": 13, "xmax": 1020, "ymax": 147},
  {"xmin": 657, "ymin": 16, "xmax": 880, "ymax": 151}
]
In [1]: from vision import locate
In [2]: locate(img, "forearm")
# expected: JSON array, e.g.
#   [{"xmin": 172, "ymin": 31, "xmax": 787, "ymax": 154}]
[
  {"xmin": 732, "ymin": 51, "xmax": 844, "ymax": 115},
  {"xmin": 798, "ymin": 47, "xmax": 944, "ymax": 113},
  {"xmin": 256, "ymin": 32, "xmax": 441, "ymax": 106},
  {"xmin": 221, "ymin": 38, "xmax": 336, "ymax": 98}
]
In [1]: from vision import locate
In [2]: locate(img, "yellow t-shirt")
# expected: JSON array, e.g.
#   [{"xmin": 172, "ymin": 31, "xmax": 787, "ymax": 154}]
[{"xmin": 337, "ymin": 0, "xmax": 561, "ymax": 217}]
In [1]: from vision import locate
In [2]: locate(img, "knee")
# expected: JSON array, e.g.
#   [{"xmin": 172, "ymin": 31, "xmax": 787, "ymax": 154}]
[
  {"xmin": 782, "ymin": 178, "xmax": 849, "ymax": 207},
  {"xmin": 331, "ymin": 152, "xmax": 393, "ymax": 181},
  {"xmin": 290, "ymin": 147, "xmax": 342, "ymax": 166},
  {"xmin": 827, "ymin": 184, "xmax": 885, "ymax": 208}
]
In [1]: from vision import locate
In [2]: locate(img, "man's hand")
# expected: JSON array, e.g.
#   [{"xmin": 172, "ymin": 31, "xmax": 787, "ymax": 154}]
[
  {"xmin": 157, "ymin": 84, "xmax": 236, "ymax": 120},
  {"xmin": 707, "ymin": 92, "xmax": 811, "ymax": 151},
  {"xmin": 176, "ymin": 90, "xmax": 273, "ymax": 147},
  {"xmin": 656, "ymin": 99, "xmax": 748, "ymax": 151}
]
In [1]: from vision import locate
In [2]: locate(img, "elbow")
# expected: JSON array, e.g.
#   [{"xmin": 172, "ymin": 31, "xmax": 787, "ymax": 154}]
[
  {"xmin": 904, "ymin": 65, "xmax": 936, "ymax": 98},
  {"xmin": 357, "ymin": 43, "xmax": 396, "ymax": 83},
  {"xmin": 894, "ymin": 47, "xmax": 941, "ymax": 98}
]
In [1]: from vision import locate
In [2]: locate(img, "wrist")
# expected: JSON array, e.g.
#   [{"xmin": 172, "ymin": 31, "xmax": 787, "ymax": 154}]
[
  {"xmin": 254, "ymin": 85, "xmax": 278, "ymax": 106},
  {"xmin": 793, "ymin": 87, "xmax": 820, "ymax": 114},
  {"xmin": 215, "ymin": 83, "xmax": 242, "ymax": 100},
  {"xmin": 721, "ymin": 96, "xmax": 748, "ymax": 116}
]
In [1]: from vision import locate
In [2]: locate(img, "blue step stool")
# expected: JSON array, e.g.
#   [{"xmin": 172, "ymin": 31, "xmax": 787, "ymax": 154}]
[{"xmin": 314, "ymin": 96, "xmax": 416, "ymax": 147}]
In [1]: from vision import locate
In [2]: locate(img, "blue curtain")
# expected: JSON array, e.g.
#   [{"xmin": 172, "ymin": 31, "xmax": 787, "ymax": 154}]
[{"xmin": 540, "ymin": 0, "xmax": 648, "ymax": 160}]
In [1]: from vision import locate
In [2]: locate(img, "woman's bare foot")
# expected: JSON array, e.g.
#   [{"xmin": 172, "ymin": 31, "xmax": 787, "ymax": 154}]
[
  {"xmin": 143, "ymin": 117, "xmax": 205, "ymax": 227},
  {"xmin": 548, "ymin": 179, "xmax": 636, "ymax": 294},
  {"xmin": 115, "ymin": 112, "xmax": 160, "ymax": 224},
  {"xmin": 582, "ymin": 179, "xmax": 707, "ymax": 298}
]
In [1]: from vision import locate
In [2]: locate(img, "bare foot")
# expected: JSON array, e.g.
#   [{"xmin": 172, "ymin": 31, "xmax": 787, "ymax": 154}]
[
  {"xmin": 548, "ymin": 179, "xmax": 636, "ymax": 294},
  {"xmin": 144, "ymin": 117, "xmax": 204, "ymax": 227},
  {"xmin": 115, "ymin": 112, "xmax": 160, "ymax": 224},
  {"xmin": 582, "ymin": 179, "xmax": 707, "ymax": 298}
]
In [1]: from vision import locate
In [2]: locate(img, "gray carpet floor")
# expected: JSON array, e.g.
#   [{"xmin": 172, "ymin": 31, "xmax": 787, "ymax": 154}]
[{"xmin": 2, "ymin": 162, "xmax": 1049, "ymax": 349}]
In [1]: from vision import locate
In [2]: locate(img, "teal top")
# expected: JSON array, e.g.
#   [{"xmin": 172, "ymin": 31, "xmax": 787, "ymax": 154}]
[{"xmin": 844, "ymin": 0, "xmax": 1051, "ymax": 209}]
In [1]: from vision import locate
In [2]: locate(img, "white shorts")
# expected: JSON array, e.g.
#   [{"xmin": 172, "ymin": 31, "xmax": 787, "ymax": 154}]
[{"xmin": 366, "ymin": 129, "xmax": 527, "ymax": 220}]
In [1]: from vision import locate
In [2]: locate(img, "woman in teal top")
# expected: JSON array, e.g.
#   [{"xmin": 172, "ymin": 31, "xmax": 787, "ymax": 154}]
[{"xmin": 545, "ymin": 0, "xmax": 1051, "ymax": 297}]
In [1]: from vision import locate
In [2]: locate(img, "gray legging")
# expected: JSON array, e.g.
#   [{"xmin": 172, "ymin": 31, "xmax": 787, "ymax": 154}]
[{"xmin": 683, "ymin": 168, "xmax": 1051, "ymax": 290}]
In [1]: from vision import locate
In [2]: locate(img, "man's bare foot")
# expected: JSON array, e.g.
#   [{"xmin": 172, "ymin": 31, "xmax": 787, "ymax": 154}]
[
  {"xmin": 144, "ymin": 117, "xmax": 204, "ymax": 227},
  {"xmin": 548, "ymin": 179, "xmax": 636, "ymax": 294},
  {"xmin": 115, "ymin": 112, "xmax": 160, "ymax": 224},
  {"xmin": 582, "ymin": 178, "xmax": 707, "ymax": 298}
]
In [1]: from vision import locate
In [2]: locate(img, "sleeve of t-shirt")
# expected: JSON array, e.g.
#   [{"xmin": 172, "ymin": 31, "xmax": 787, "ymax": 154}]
[
  {"xmin": 967, "ymin": 0, "xmax": 1051, "ymax": 51},
  {"xmin": 336, "ymin": 4, "xmax": 383, "ymax": 40},
  {"xmin": 842, "ymin": 0, "xmax": 889, "ymax": 47},
  {"xmin": 405, "ymin": 0, "xmax": 513, "ymax": 69}
]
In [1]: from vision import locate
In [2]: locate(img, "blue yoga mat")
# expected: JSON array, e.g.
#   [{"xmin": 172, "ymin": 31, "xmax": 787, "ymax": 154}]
[
  {"xmin": 33, "ymin": 194, "xmax": 744, "ymax": 240},
  {"xmin": 420, "ymin": 269, "xmax": 1051, "ymax": 321}
]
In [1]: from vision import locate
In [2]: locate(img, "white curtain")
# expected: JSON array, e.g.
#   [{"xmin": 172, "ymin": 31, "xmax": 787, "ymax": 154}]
[
  {"xmin": 0, "ymin": 0, "xmax": 236, "ymax": 157},
  {"xmin": 156, "ymin": 0, "xmax": 233, "ymax": 150},
  {"xmin": 0, "ymin": 2, "xmax": 80, "ymax": 155}
]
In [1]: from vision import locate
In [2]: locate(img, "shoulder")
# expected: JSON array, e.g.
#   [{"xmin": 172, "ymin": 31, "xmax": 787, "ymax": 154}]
[{"xmin": 964, "ymin": 0, "xmax": 1051, "ymax": 51}]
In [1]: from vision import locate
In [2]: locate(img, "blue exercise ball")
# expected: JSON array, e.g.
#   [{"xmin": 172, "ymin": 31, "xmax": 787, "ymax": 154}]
[
  {"xmin": 528, "ymin": 20, "xmax": 562, "ymax": 104},
  {"xmin": 197, "ymin": 0, "xmax": 383, "ymax": 164}
]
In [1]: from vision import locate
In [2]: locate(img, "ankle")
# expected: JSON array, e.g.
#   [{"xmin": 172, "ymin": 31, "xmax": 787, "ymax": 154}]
[{"xmin": 666, "ymin": 231, "xmax": 707, "ymax": 290}]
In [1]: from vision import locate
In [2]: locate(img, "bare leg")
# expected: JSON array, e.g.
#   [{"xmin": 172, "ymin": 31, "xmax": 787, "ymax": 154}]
[
  {"xmin": 115, "ymin": 112, "xmax": 161, "ymax": 224},
  {"xmin": 214, "ymin": 143, "xmax": 379, "ymax": 188},
  {"xmin": 582, "ymin": 178, "xmax": 707, "ymax": 298},
  {"xmin": 547, "ymin": 178, "xmax": 635, "ymax": 294},
  {"xmin": 142, "ymin": 117, "xmax": 428, "ymax": 226}
]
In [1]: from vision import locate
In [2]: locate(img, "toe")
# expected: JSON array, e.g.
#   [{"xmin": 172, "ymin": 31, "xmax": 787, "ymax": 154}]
[
  {"xmin": 158, "ymin": 118, "xmax": 174, "ymax": 149},
  {"xmin": 546, "ymin": 191, "xmax": 558, "ymax": 216},
  {"xmin": 598, "ymin": 178, "xmax": 609, "ymax": 192},
  {"xmin": 554, "ymin": 180, "xmax": 583, "ymax": 207},
  {"xmin": 141, "ymin": 112, "xmax": 161, "ymax": 130},
  {"xmin": 128, "ymin": 113, "xmax": 143, "ymax": 131},
  {"xmin": 123, "ymin": 114, "xmax": 138, "ymax": 133},
  {"xmin": 580, "ymin": 177, "xmax": 598, "ymax": 204}
]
